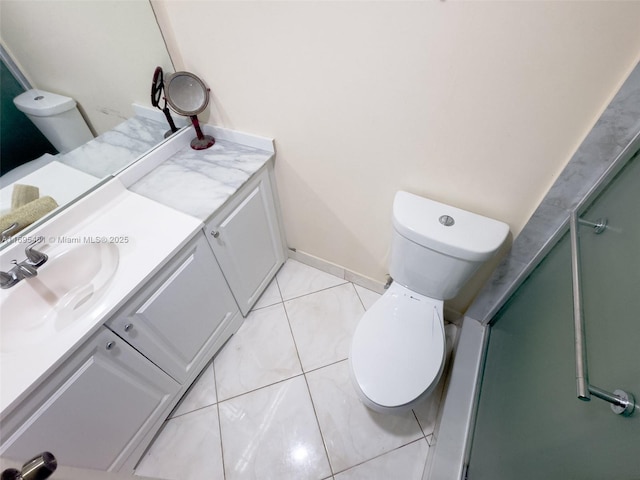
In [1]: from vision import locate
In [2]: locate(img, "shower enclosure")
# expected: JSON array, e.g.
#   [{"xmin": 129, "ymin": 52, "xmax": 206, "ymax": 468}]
[{"xmin": 466, "ymin": 148, "xmax": 640, "ymax": 479}]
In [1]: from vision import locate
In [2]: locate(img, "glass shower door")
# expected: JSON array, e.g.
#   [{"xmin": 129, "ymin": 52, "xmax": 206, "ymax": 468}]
[
  {"xmin": 574, "ymin": 151, "xmax": 640, "ymax": 420},
  {"xmin": 466, "ymin": 150, "xmax": 640, "ymax": 480}
]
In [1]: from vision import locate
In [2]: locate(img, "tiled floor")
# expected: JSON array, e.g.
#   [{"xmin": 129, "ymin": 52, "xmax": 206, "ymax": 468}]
[{"xmin": 135, "ymin": 259, "xmax": 452, "ymax": 480}]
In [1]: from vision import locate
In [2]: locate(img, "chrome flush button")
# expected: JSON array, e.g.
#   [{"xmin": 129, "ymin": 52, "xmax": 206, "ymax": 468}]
[{"xmin": 439, "ymin": 215, "xmax": 455, "ymax": 226}]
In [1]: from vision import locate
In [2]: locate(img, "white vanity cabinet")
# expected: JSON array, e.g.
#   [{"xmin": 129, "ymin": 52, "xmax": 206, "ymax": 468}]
[
  {"xmin": 0, "ymin": 327, "xmax": 179, "ymax": 471},
  {"xmin": 1, "ymin": 232, "xmax": 243, "ymax": 472},
  {"xmin": 0, "ymin": 127, "xmax": 286, "ymax": 474},
  {"xmin": 105, "ymin": 232, "xmax": 241, "ymax": 384},
  {"xmin": 204, "ymin": 165, "xmax": 286, "ymax": 316}
]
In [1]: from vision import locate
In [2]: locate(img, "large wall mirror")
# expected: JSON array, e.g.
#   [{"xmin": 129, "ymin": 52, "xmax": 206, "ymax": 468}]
[{"xmin": 0, "ymin": 0, "xmax": 174, "ymax": 247}]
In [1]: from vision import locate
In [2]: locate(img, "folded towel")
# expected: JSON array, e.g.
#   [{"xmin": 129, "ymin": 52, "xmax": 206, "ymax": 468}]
[
  {"xmin": 0, "ymin": 196, "xmax": 58, "ymax": 238},
  {"xmin": 11, "ymin": 184, "xmax": 40, "ymax": 210}
]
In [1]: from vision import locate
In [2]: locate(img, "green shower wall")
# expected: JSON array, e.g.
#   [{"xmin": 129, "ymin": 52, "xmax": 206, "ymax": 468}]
[
  {"xmin": 1, "ymin": 62, "xmax": 56, "ymax": 176},
  {"xmin": 467, "ymin": 153, "xmax": 640, "ymax": 479}
]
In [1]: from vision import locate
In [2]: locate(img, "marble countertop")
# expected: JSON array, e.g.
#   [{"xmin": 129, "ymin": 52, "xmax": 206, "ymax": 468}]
[
  {"xmin": 128, "ymin": 125, "xmax": 275, "ymax": 222},
  {"xmin": 58, "ymin": 112, "xmax": 171, "ymax": 179}
]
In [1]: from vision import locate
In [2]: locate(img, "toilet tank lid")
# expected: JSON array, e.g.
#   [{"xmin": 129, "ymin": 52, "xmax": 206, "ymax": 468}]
[
  {"xmin": 13, "ymin": 89, "xmax": 77, "ymax": 117},
  {"xmin": 392, "ymin": 191, "xmax": 510, "ymax": 262}
]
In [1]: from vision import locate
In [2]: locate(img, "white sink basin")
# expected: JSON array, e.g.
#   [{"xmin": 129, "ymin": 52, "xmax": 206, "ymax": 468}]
[{"xmin": 0, "ymin": 242, "xmax": 119, "ymax": 353}]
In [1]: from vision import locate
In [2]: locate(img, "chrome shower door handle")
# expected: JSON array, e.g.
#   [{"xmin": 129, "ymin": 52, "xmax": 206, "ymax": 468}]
[
  {"xmin": 570, "ymin": 212, "xmax": 636, "ymax": 417},
  {"xmin": 570, "ymin": 212, "xmax": 590, "ymax": 401}
]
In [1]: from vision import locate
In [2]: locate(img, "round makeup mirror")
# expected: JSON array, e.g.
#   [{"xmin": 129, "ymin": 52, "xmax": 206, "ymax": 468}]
[{"xmin": 165, "ymin": 71, "xmax": 215, "ymax": 150}]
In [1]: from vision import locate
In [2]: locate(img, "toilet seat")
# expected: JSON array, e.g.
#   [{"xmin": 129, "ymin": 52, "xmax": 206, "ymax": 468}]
[{"xmin": 349, "ymin": 282, "xmax": 445, "ymax": 410}]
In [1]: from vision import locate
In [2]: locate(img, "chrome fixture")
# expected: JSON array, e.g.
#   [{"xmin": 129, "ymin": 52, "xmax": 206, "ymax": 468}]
[
  {"xmin": 25, "ymin": 238, "xmax": 48, "ymax": 266},
  {"xmin": 1, "ymin": 451, "xmax": 57, "ymax": 480},
  {"xmin": 577, "ymin": 217, "xmax": 608, "ymax": 234},
  {"xmin": 11, "ymin": 260, "xmax": 37, "ymax": 278},
  {"xmin": 0, "ymin": 238, "xmax": 48, "ymax": 289},
  {"xmin": 570, "ymin": 212, "xmax": 635, "ymax": 417},
  {"xmin": 1, "ymin": 222, "xmax": 20, "ymax": 242},
  {"xmin": 439, "ymin": 214, "xmax": 455, "ymax": 227}
]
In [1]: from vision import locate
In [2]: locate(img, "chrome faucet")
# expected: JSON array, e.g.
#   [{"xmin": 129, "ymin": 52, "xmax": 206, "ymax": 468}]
[
  {"xmin": 1, "ymin": 222, "xmax": 20, "ymax": 242},
  {"xmin": 0, "ymin": 265, "xmax": 23, "ymax": 289},
  {"xmin": 11, "ymin": 260, "xmax": 38, "ymax": 278},
  {"xmin": 0, "ymin": 239, "xmax": 48, "ymax": 289},
  {"xmin": 25, "ymin": 239, "xmax": 48, "ymax": 267},
  {"xmin": 0, "ymin": 270, "xmax": 17, "ymax": 288}
]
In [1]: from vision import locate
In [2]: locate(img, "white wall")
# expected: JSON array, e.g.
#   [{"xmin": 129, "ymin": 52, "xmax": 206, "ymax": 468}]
[
  {"xmin": 1, "ymin": 1, "xmax": 172, "ymax": 135},
  {"xmin": 154, "ymin": 0, "xmax": 640, "ymax": 313}
]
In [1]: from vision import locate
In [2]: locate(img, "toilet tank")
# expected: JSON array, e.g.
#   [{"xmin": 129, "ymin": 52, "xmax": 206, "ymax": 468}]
[
  {"xmin": 13, "ymin": 89, "xmax": 94, "ymax": 153},
  {"xmin": 389, "ymin": 191, "xmax": 509, "ymax": 300}
]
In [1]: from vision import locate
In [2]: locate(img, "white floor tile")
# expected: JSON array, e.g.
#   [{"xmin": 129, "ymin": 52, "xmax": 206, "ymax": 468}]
[
  {"xmin": 253, "ymin": 278, "xmax": 282, "ymax": 310},
  {"xmin": 218, "ymin": 376, "xmax": 331, "ymax": 480},
  {"xmin": 334, "ymin": 439, "xmax": 429, "ymax": 480},
  {"xmin": 412, "ymin": 377, "xmax": 446, "ymax": 437},
  {"xmin": 170, "ymin": 361, "xmax": 217, "ymax": 418},
  {"xmin": 306, "ymin": 360, "xmax": 424, "ymax": 473},
  {"xmin": 276, "ymin": 259, "xmax": 346, "ymax": 301},
  {"xmin": 137, "ymin": 262, "xmax": 453, "ymax": 480},
  {"xmin": 214, "ymin": 304, "xmax": 302, "ymax": 401},
  {"xmin": 286, "ymin": 283, "xmax": 364, "ymax": 372},
  {"xmin": 353, "ymin": 284, "xmax": 381, "ymax": 310},
  {"xmin": 135, "ymin": 405, "xmax": 223, "ymax": 480},
  {"xmin": 413, "ymin": 323, "xmax": 457, "ymax": 436}
]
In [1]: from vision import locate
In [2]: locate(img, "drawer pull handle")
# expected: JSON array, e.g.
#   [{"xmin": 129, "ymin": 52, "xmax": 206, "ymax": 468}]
[
  {"xmin": 106, "ymin": 341, "xmax": 115, "ymax": 350},
  {"xmin": 124, "ymin": 323, "xmax": 133, "ymax": 332},
  {"xmin": 211, "ymin": 230, "xmax": 220, "ymax": 238}
]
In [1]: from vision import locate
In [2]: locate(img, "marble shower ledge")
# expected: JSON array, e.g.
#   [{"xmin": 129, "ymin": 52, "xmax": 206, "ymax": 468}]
[
  {"xmin": 128, "ymin": 127, "xmax": 274, "ymax": 222},
  {"xmin": 466, "ymin": 62, "xmax": 640, "ymax": 325}
]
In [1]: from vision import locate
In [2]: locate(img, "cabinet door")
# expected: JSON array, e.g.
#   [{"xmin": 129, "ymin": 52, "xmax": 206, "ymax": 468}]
[
  {"xmin": 0, "ymin": 327, "xmax": 178, "ymax": 471},
  {"xmin": 106, "ymin": 232, "xmax": 239, "ymax": 384},
  {"xmin": 205, "ymin": 167, "xmax": 286, "ymax": 315}
]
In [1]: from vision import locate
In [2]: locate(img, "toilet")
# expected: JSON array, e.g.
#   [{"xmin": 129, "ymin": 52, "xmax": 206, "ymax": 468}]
[
  {"xmin": 13, "ymin": 89, "xmax": 93, "ymax": 153},
  {"xmin": 349, "ymin": 191, "xmax": 509, "ymax": 413}
]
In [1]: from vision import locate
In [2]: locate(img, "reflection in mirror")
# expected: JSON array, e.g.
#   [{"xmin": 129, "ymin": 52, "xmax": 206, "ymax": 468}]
[
  {"xmin": 0, "ymin": 0, "xmax": 174, "ymax": 245},
  {"xmin": 151, "ymin": 66, "xmax": 180, "ymax": 139}
]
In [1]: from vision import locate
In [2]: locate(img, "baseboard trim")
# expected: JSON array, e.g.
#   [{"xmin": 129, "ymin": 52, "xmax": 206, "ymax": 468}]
[
  {"xmin": 288, "ymin": 249, "xmax": 467, "ymax": 325},
  {"xmin": 287, "ymin": 249, "xmax": 386, "ymax": 294}
]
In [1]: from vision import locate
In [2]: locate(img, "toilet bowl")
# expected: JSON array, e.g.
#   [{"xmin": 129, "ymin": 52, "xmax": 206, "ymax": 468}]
[
  {"xmin": 349, "ymin": 282, "xmax": 446, "ymax": 413},
  {"xmin": 349, "ymin": 191, "xmax": 509, "ymax": 413}
]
